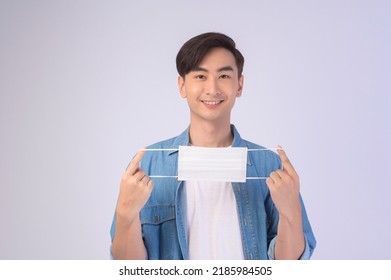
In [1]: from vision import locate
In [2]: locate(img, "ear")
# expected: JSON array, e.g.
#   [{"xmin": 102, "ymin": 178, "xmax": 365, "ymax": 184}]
[
  {"xmin": 236, "ymin": 75, "xmax": 244, "ymax": 97},
  {"xmin": 178, "ymin": 76, "xmax": 187, "ymax": 98}
]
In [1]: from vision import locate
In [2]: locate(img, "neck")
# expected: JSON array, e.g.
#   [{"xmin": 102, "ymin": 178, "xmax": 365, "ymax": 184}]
[{"xmin": 188, "ymin": 120, "xmax": 233, "ymax": 147}]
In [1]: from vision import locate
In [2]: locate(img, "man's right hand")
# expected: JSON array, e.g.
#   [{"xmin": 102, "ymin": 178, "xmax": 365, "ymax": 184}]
[{"xmin": 116, "ymin": 149, "xmax": 154, "ymax": 223}]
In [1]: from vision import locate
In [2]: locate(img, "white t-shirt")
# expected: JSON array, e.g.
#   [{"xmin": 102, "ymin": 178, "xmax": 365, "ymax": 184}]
[{"xmin": 185, "ymin": 180, "xmax": 245, "ymax": 260}]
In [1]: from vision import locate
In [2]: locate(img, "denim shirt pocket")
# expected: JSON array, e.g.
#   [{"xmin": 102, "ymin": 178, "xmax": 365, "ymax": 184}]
[{"xmin": 140, "ymin": 204, "xmax": 179, "ymax": 259}]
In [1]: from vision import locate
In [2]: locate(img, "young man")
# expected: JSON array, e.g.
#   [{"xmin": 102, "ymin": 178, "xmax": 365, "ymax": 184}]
[{"xmin": 110, "ymin": 32, "xmax": 316, "ymax": 260}]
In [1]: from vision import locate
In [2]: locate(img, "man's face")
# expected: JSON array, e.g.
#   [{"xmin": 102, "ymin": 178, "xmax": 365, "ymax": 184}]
[{"xmin": 178, "ymin": 47, "xmax": 244, "ymax": 125}]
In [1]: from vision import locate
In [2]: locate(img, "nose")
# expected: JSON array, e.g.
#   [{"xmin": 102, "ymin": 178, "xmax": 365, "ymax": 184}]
[{"xmin": 205, "ymin": 78, "xmax": 220, "ymax": 96}]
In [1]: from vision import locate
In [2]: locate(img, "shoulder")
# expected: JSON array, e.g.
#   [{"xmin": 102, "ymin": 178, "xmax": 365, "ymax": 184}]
[
  {"xmin": 241, "ymin": 139, "xmax": 265, "ymax": 149},
  {"xmin": 146, "ymin": 127, "xmax": 189, "ymax": 149},
  {"xmin": 241, "ymin": 138, "xmax": 281, "ymax": 170},
  {"xmin": 141, "ymin": 136, "xmax": 178, "ymax": 166},
  {"xmin": 140, "ymin": 131, "xmax": 185, "ymax": 170},
  {"xmin": 146, "ymin": 136, "xmax": 178, "ymax": 149},
  {"xmin": 232, "ymin": 125, "xmax": 281, "ymax": 167}
]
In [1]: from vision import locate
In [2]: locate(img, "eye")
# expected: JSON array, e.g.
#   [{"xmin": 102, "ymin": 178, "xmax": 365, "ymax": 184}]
[
  {"xmin": 195, "ymin": 74, "xmax": 206, "ymax": 80},
  {"xmin": 219, "ymin": 74, "xmax": 230, "ymax": 79}
]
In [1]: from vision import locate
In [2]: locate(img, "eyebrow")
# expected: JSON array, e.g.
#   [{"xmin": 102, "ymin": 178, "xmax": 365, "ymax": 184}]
[{"xmin": 192, "ymin": 66, "xmax": 234, "ymax": 73}]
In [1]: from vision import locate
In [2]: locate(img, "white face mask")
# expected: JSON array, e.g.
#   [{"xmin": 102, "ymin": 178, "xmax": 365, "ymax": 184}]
[
  {"xmin": 177, "ymin": 146, "xmax": 248, "ymax": 182},
  {"xmin": 143, "ymin": 146, "xmax": 277, "ymax": 182}
]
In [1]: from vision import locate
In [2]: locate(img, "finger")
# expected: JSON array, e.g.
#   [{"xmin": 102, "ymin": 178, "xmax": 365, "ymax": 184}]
[
  {"xmin": 277, "ymin": 145, "xmax": 297, "ymax": 175},
  {"xmin": 146, "ymin": 179, "xmax": 154, "ymax": 192},
  {"xmin": 266, "ymin": 177, "xmax": 274, "ymax": 187},
  {"xmin": 126, "ymin": 149, "xmax": 145, "ymax": 175},
  {"xmin": 140, "ymin": 173, "xmax": 150, "ymax": 185},
  {"xmin": 134, "ymin": 170, "xmax": 147, "ymax": 181},
  {"xmin": 276, "ymin": 169, "xmax": 286, "ymax": 179},
  {"xmin": 269, "ymin": 171, "xmax": 281, "ymax": 183}
]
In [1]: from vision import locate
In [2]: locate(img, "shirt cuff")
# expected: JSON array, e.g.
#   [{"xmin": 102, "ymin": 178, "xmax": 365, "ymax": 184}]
[
  {"xmin": 267, "ymin": 236, "xmax": 311, "ymax": 260},
  {"xmin": 109, "ymin": 245, "xmax": 115, "ymax": 260}
]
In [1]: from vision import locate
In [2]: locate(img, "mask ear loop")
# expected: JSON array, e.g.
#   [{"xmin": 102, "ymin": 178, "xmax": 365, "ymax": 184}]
[
  {"xmin": 140, "ymin": 148, "xmax": 179, "ymax": 151},
  {"xmin": 140, "ymin": 147, "xmax": 281, "ymax": 180}
]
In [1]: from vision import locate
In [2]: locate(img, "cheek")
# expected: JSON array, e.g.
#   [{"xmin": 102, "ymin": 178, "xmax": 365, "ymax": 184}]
[
  {"xmin": 221, "ymin": 80, "xmax": 238, "ymax": 91},
  {"xmin": 186, "ymin": 84, "xmax": 203, "ymax": 96}
]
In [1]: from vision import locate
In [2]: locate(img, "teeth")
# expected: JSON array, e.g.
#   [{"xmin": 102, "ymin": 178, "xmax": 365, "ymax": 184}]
[{"xmin": 203, "ymin": 101, "xmax": 221, "ymax": 105}]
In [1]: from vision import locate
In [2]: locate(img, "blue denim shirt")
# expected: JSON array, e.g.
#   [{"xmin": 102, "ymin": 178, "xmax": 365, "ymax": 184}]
[{"xmin": 110, "ymin": 125, "xmax": 316, "ymax": 259}]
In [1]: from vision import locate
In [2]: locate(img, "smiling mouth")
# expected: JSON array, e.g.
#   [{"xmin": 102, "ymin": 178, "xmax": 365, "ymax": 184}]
[{"xmin": 201, "ymin": 100, "xmax": 223, "ymax": 105}]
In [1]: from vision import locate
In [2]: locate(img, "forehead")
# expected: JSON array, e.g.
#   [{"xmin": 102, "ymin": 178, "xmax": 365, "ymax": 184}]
[{"xmin": 198, "ymin": 48, "xmax": 237, "ymax": 69}]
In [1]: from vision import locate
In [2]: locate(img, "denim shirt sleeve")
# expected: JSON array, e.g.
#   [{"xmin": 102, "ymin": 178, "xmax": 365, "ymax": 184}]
[{"xmin": 267, "ymin": 236, "xmax": 312, "ymax": 260}]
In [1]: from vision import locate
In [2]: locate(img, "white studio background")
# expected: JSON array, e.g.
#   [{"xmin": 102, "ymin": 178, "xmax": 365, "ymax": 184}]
[{"xmin": 0, "ymin": 0, "xmax": 390, "ymax": 259}]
